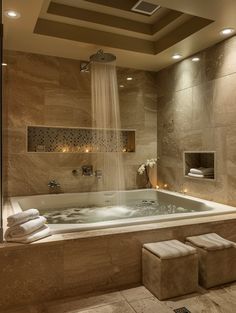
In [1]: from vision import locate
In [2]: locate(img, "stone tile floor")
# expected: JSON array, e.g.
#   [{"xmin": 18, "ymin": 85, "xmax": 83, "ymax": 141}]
[{"xmin": 5, "ymin": 283, "xmax": 236, "ymax": 313}]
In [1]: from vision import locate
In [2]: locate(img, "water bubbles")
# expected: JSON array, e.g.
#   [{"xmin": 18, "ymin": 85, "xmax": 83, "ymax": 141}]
[{"xmin": 40, "ymin": 200, "xmax": 193, "ymax": 224}]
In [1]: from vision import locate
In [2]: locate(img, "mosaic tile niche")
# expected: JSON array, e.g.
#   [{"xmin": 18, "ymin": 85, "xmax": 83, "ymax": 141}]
[{"xmin": 27, "ymin": 126, "xmax": 135, "ymax": 153}]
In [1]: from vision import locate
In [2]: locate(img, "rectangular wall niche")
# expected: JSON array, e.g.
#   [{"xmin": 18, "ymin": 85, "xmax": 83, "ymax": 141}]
[
  {"xmin": 27, "ymin": 126, "xmax": 135, "ymax": 153},
  {"xmin": 184, "ymin": 151, "xmax": 215, "ymax": 180}
]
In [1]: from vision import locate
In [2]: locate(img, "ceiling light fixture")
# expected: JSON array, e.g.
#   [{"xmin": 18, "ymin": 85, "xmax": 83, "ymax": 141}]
[
  {"xmin": 220, "ymin": 28, "xmax": 234, "ymax": 35},
  {"xmin": 172, "ymin": 54, "xmax": 182, "ymax": 60},
  {"xmin": 192, "ymin": 57, "xmax": 200, "ymax": 62},
  {"xmin": 4, "ymin": 10, "xmax": 21, "ymax": 19},
  {"xmin": 119, "ymin": 85, "xmax": 125, "ymax": 88},
  {"xmin": 126, "ymin": 77, "xmax": 133, "ymax": 81},
  {"xmin": 2, "ymin": 63, "xmax": 7, "ymax": 66}
]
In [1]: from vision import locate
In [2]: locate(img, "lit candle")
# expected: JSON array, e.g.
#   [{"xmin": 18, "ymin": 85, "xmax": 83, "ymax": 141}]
[
  {"xmin": 156, "ymin": 185, "xmax": 160, "ymax": 189},
  {"xmin": 62, "ymin": 146, "xmax": 69, "ymax": 153},
  {"xmin": 164, "ymin": 184, "xmax": 168, "ymax": 188}
]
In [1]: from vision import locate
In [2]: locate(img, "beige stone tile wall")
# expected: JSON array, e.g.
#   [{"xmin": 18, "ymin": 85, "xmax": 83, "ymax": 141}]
[
  {"xmin": 156, "ymin": 35, "xmax": 236, "ymax": 206},
  {"xmin": 3, "ymin": 51, "xmax": 157, "ymax": 196}
]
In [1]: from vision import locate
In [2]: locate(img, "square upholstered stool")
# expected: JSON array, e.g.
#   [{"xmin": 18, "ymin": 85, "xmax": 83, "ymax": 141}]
[
  {"xmin": 186, "ymin": 233, "xmax": 236, "ymax": 289},
  {"xmin": 142, "ymin": 240, "xmax": 198, "ymax": 300}
]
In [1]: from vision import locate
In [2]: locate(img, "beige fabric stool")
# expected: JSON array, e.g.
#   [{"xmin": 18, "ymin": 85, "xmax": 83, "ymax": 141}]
[
  {"xmin": 186, "ymin": 233, "xmax": 236, "ymax": 288},
  {"xmin": 142, "ymin": 239, "xmax": 198, "ymax": 300}
]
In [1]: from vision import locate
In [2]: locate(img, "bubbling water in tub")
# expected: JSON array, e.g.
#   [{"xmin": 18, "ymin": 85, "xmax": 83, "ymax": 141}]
[
  {"xmin": 41, "ymin": 200, "xmax": 201, "ymax": 224},
  {"xmin": 91, "ymin": 61, "xmax": 125, "ymax": 201}
]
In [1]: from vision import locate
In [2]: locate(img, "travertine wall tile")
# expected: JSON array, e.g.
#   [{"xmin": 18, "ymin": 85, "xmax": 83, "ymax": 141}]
[
  {"xmin": 192, "ymin": 82, "xmax": 214, "ymax": 130},
  {"xmin": 3, "ymin": 51, "xmax": 157, "ymax": 196},
  {"xmin": 156, "ymin": 35, "xmax": 236, "ymax": 205},
  {"xmin": 212, "ymin": 73, "xmax": 236, "ymax": 126},
  {"xmin": 0, "ymin": 244, "xmax": 64, "ymax": 309},
  {"xmin": 205, "ymin": 36, "xmax": 236, "ymax": 80}
]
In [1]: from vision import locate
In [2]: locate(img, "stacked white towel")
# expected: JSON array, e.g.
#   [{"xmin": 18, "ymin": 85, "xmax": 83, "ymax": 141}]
[
  {"xmin": 5, "ymin": 209, "xmax": 51, "ymax": 243},
  {"xmin": 188, "ymin": 167, "xmax": 214, "ymax": 179}
]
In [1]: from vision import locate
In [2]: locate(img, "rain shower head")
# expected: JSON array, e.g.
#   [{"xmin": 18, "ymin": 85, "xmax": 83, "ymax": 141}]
[
  {"xmin": 80, "ymin": 49, "xmax": 116, "ymax": 72},
  {"xmin": 89, "ymin": 49, "xmax": 116, "ymax": 63}
]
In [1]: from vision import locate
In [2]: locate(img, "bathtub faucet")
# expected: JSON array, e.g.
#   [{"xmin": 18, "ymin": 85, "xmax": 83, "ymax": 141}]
[
  {"xmin": 48, "ymin": 180, "xmax": 60, "ymax": 189},
  {"xmin": 95, "ymin": 170, "xmax": 102, "ymax": 179}
]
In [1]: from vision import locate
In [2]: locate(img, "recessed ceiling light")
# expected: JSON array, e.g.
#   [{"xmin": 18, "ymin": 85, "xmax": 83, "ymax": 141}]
[
  {"xmin": 126, "ymin": 77, "xmax": 133, "ymax": 81},
  {"xmin": 2, "ymin": 63, "xmax": 7, "ymax": 66},
  {"xmin": 221, "ymin": 28, "xmax": 234, "ymax": 35},
  {"xmin": 4, "ymin": 10, "xmax": 21, "ymax": 19},
  {"xmin": 119, "ymin": 85, "xmax": 125, "ymax": 88},
  {"xmin": 172, "ymin": 54, "xmax": 182, "ymax": 60},
  {"xmin": 192, "ymin": 57, "xmax": 200, "ymax": 62}
]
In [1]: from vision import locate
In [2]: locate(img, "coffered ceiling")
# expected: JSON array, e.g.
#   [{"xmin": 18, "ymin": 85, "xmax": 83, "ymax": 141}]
[{"xmin": 3, "ymin": 0, "xmax": 236, "ymax": 71}]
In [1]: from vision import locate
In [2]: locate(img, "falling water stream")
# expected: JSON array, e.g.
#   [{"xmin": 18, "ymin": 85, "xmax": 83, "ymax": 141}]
[
  {"xmin": 91, "ymin": 62, "xmax": 125, "ymax": 198},
  {"xmin": 40, "ymin": 61, "xmax": 190, "ymax": 224}
]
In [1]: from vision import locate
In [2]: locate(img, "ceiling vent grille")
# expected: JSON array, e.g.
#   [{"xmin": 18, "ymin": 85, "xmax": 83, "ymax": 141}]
[{"xmin": 131, "ymin": 1, "xmax": 161, "ymax": 15}]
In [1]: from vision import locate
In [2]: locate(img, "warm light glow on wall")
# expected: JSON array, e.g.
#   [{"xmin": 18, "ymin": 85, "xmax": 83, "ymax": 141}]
[
  {"xmin": 172, "ymin": 54, "xmax": 182, "ymax": 60},
  {"xmin": 62, "ymin": 146, "xmax": 69, "ymax": 153},
  {"xmin": 220, "ymin": 28, "xmax": 234, "ymax": 35},
  {"xmin": 4, "ymin": 10, "xmax": 21, "ymax": 19}
]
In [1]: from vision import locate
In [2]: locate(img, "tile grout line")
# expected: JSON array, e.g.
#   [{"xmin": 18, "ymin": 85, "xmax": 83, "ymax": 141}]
[
  {"xmin": 44, "ymin": 292, "xmax": 125, "ymax": 312},
  {"xmin": 125, "ymin": 299, "xmax": 139, "ymax": 313}
]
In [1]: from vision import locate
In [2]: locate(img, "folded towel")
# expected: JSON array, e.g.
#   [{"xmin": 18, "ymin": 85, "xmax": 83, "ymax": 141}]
[
  {"xmin": 7, "ymin": 209, "xmax": 39, "ymax": 227},
  {"xmin": 5, "ymin": 216, "xmax": 47, "ymax": 238},
  {"xmin": 190, "ymin": 167, "xmax": 214, "ymax": 175},
  {"xmin": 188, "ymin": 173, "xmax": 204, "ymax": 178},
  {"xmin": 188, "ymin": 173, "xmax": 214, "ymax": 178},
  {"xmin": 186, "ymin": 233, "xmax": 235, "ymax": 251},
  {"xmin": 5, "ymin": 225, "xmax": 51, "ymax": 244},
  {"xmin": 143, "ymin": 240, "xmax": 196, "ymax": 259}
]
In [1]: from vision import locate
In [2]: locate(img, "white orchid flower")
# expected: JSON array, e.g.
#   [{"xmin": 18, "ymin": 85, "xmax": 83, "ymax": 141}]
[{"xmin": 137, "ymin": 158, "xmax": 157, "ymax": 175}]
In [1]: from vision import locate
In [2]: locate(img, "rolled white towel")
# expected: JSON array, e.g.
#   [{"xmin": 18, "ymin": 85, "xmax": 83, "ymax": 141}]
[
  {"xmin": 190, "ymin": 167, "xmax": 214, "ymax": 175},
  {"xmin": 7, "ymin": 209, "xmax": 39, "ymax": 227},
  {"xmin": 5, "ymin": 216, "xmax": 47, "ymax": 238},
  {"xmin": 5, "ymin": 225, "xmax": 51, "ymax": 244}
]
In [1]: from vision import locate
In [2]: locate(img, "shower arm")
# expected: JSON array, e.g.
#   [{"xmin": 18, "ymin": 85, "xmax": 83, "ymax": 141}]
[{"xmin": 80, "ymin": 61, "xmax": 90, "ymax": 72}]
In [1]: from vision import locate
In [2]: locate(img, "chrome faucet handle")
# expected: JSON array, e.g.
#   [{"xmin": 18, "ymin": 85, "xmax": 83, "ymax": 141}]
[
  {"xmin": 82, "ymin": 165, "xmax": 93, "ymax": 176},
  {"xmin": 72, "ymin": 169, "xmax": 80, "ymax": 176}
]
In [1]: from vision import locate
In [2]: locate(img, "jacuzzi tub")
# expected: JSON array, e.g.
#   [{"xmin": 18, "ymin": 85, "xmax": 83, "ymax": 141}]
[{"xmin": 10, "ymin": 189, "xmax": 236, "ymax": 234}]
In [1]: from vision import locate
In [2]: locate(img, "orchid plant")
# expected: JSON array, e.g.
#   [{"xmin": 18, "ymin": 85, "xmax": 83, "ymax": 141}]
[{"xmin": 138, "ymin": 158, "xmax": 157, "ymax": 188}]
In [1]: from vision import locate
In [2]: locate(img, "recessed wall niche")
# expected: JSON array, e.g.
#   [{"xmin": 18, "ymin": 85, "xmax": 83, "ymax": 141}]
[
  {"xmin": 184, "ymin": 151, "xmax": 215, "ymax": 181},
  {"xmin": 27, "ymin": 126, "xmax": 135, "ymax": 153}
]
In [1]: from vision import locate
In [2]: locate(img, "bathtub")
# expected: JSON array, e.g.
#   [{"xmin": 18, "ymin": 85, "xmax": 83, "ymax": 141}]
[{"xmin": 10, "ymin": 189, "xmax": 236, "ymax": 234}]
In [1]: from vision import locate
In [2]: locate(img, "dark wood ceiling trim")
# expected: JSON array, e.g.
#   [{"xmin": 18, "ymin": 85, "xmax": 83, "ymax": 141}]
[
  {"xmin": 154, "ymin": 16, "xmax": 214, "ymax": 54},
  {"xmin": 34, "ymin": 18, "xmax": 155, "ymax": 54},
  {"xmin": 151, "ymin": 10, "xmax": 183, "ymax": 34},
  {"xmin": 48, "ymin": 2, "xmax": 152, "ymax": 35},
  {"xmin": 84, "ymin": 0, "xmax": 139, "ymax": 13}
]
